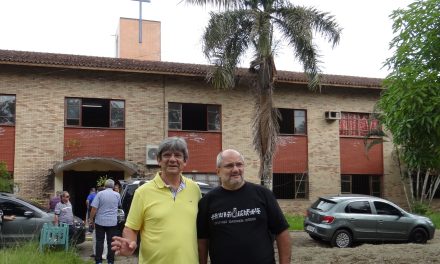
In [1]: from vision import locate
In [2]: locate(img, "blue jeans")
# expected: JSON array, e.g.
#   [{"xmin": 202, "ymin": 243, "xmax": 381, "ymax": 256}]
[{"xmin": 94, "ymin": 224, "xmax": 118, "ymax": 263}]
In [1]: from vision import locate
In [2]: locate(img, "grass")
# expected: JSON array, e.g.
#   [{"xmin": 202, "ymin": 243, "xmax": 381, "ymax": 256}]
[
  {"xmin": 0, "ymin": 241, "xmax": 92, "ymax": 264},
  {"xmin": 285, "ymin": 214, "xmax": 305, "ymax": 231},
  {"xmin": 427, "ymin": 212, "xmax": 440, "ymax": 228}
]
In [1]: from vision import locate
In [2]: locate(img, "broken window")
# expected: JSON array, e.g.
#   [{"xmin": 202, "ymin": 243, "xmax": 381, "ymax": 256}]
[
  {"xmin": 168, "ymin": 102, "xmax": 221, "ymax": 131},
  {"xmin": 341, "ymin": 174, "xmax": 381, "ymax": 197},
  {"xmin": 273, "ymin": 173, "xmax": 308, "ymax": 199},
  {"xmin": 340, "ymin": 112, "xmax": 380, "ymax": 136},
  {"xmin": 0, "ymin": 95, "xmax": 16, "ymax": 125},
  {"xmin": 277, "ymin": 108, "xmax": 306, "ymax": 135},
  {"xmin": 65, "ymin": 98, "xmax": 125, "ymax": 128}
]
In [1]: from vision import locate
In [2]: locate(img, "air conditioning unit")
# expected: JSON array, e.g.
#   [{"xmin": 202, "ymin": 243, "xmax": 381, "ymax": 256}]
[
  {"xmin": 325, "ymin": 111, "xmax": 341, "ymax": 120},
  {"xmin": 146, "ymin": 145, "xmax": 159, "ymax": 165}
]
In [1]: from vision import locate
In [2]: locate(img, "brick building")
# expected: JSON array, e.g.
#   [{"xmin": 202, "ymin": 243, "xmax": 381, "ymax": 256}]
[{"xmin": 1, "ymin": 18, "xmax": 432, "ymax": 217}]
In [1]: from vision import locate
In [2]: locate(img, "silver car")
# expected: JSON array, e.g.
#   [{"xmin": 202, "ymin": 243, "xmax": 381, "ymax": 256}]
[
  {"xmin": 0, "ymin": 192, "xmax": 86, "ymax": 246},
  {"xmin": 304, "ymin": 194, "xmax": 436, "ymax": 248}
]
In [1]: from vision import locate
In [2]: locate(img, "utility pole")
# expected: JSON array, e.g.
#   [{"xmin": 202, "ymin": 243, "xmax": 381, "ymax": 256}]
[{"xmin": 131, "ymin": 0, "xmax": 151, "ymax": 43}]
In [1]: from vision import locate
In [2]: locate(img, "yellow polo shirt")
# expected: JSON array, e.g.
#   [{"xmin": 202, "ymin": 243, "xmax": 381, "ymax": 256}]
[{"xmin": 125, "ymin": 173, "xmax": 201, "ymax": 264}]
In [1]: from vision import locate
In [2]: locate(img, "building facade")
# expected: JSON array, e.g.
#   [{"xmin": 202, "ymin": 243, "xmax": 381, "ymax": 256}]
[{"xmin": 2, "ymin": 48, "xmax": 430, "ymax": 217}]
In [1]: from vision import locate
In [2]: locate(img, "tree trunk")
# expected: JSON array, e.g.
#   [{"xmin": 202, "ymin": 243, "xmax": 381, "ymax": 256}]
[{"xmin": 252, "ymin": 56, "xmax": 278, "ymax": 190}]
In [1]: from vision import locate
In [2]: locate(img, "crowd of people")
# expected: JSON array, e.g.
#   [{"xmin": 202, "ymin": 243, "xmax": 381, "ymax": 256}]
[
  {"xmin": 47, "ymin": 179, "xmax": 122, "ymax": 264},
  {"xmin": 42, "ymin": 136, "xmax": 291, "ymax": 264}
]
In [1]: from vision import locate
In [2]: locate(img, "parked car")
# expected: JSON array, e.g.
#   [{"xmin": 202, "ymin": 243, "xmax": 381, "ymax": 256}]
[
  {"xmin": 0, "ymin": 192, "xmax": 86, "ymax": 246},
  {"xmin": 304, "ymin": 194, "xmax": 436, "ymax": 248}
]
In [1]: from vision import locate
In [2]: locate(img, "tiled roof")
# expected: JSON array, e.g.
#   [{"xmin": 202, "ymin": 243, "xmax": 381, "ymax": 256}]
[{"xmin": 0, "ymin": 49, "xmax": 383, "ymax": 89}]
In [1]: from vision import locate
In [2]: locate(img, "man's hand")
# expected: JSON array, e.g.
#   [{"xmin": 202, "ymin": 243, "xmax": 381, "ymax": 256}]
[{"xmin": 111, "ymin": 236, "xmax": 137, "ymax": 256}]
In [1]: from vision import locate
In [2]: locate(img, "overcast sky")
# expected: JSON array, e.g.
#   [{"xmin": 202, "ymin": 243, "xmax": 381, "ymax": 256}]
[{"xmin": 0, "ymin": 0, "xmax": 413, "ymax": 78}]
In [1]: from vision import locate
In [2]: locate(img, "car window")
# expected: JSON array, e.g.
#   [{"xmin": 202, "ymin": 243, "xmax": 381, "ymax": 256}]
[
  {"xmin": 0, "ymin": 200, "xmax": 31, "ymax": 217},
  {"xmin": 311, "ymin": 198, "xmax": 337, "ymax": 212},
  {"xmin": 121, "ymin": 184, "xmax": 139, "ymax": 216},
  {"xmin": 15, "ymin": 197, "xmax": 47, "ymax": 212},
  {"xmin": 373, "ymin": 201, "xmax": 401, "ymax": 215},
  {"xmin": 345, "ymin": 201, "xmax": 372, "ymax": 214}
]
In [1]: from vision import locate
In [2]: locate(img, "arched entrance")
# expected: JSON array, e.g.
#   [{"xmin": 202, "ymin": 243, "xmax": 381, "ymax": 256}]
[{"xmin": 53, "ymin": 157, "xmax": 138, "ymax": 220}]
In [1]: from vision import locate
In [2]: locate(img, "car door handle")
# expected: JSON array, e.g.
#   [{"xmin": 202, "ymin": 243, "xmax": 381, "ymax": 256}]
[
  {"xmin": 378, "ymin": 220, "xmax": 383, "ymax": 224},
  {"xmin": 349, "ymin": 218, "xmax": 355, "ymax": 222}
]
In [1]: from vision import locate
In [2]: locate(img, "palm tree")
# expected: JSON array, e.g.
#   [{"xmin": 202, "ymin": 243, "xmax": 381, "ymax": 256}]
[{"xmin": 185, "ymin": 0, "xmax": 341, "ymax": 188}]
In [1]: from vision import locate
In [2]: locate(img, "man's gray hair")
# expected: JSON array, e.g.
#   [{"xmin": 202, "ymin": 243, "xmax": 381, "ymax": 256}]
[
  {"xmin": 104, "ymin": 179, "xmax": 115, "ymax": 188},
  {"xmin": 216, "ymin": 149, "xmax": 245, "ymax": 168},
  {"xmin": 157, "ymin": 137, "xmax": 189, "ymax": 161}
]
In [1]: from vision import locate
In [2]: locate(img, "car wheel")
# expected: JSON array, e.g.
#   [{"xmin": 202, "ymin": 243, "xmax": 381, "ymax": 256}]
[
  {"xmin": 411, "ymin": 227, "xmax": 428, "ymax": 244},
  {"xmin": 309, "ymin": 234, "xmax": 322, "ymax": 241},
  {"xmin": 331, "ymin": 229, "xmax": 352, "ymax": 248}
]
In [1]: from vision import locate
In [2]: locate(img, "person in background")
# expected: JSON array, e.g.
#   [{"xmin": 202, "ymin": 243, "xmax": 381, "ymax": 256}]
[
  {"xmin": 111, "ymin": 137, "xmax": 201, "ymax": 264},
  {"xmin": 86, "ymin": 188, "xmax": 97, "ymax": 232},
  {"xmin": 90, "ymin": 187, "xmax": 107, "ymax": 260},
  {"xmin": 113, "ymin": 184, "xmax": 120, "ymax": 194},
  {"xmin": 197, "ymin": 149, "xmax": 291, "ymax": 264},
  {"xmin": 89, "ymin": 180, "xmax": 121, "ymax": 264},
  {"xmin": 0, "ymin": 208, "xmax": 15, "ymax": 241},
  {"xmin": 54, "ymin": 191, "xmax": 75, "ymax": 241},
  {"xmin": 49, "ymin": 191, "xmax": 61, "ymax": 212},
  {"xmin": 0, "ymin": 209, "xmax": 15, "ymax": 221}
]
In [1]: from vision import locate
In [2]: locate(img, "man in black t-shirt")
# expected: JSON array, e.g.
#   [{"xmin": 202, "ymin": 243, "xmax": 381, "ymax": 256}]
[{"xmin": 197, "ymin": 149, "xmax": 291, "ymax": 264}]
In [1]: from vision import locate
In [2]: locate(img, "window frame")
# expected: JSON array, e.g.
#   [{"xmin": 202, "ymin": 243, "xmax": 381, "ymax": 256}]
[
  {"xmin": 168, "ymin": 102, "xmax": 221, "ymax": 132},
  {"xmin": 65, "ymin": 97, "xmax": 125, "ymax": 129},
  {"xmin": 339, "ymin": 112, "xmax": 380, "ymax": 137},
  {"xmin": 341, "ymin": 174, "xmax": 382, "ymax": 197},
  {"xmin": 0, "ymin": 94, "xmax": 16, "ymax": 126},
  {"xmin": 277, "ymin": 108, "xmax": 307, "ymax": 135},
  {"xmin": 273, "ymin": 173, "xmax": 309, "ymax": 199}
]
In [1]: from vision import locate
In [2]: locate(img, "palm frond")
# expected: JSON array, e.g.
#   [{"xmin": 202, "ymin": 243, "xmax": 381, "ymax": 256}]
[
  {"xmin": 203, "ymin": 10, "xmax": 253, "ymax": 89},
  {"xmin": 273, "ymin": 5, "xmax": 341, "ymax": 90},
  {"xmin": 183, "ymin": 0, "xmax": 245, "ymax": 10}
]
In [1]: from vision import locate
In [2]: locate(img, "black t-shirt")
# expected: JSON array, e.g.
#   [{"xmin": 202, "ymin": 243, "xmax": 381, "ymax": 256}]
[{"xmin": 197, "ymin": 182, "xmax": 289, "ymax": 264}]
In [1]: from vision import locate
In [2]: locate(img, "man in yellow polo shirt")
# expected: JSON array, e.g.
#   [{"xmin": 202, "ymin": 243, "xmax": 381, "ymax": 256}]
[{"xmin": 111, "ymin": 137, "xmax": 201, "ymax": 263}]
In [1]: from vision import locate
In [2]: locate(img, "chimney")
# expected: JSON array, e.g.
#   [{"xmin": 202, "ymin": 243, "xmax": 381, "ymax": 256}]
[{"xmin": 116, "ymin": 17, "xmax": 161, "ymax": 61}]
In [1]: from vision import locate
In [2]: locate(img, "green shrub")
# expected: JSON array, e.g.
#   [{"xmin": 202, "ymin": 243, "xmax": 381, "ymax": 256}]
[
  {"xmin": 412, "ymin": 201, "xmax": 433, "ymax": 215},
  {"xmin": 0, "ymin": 161, "xmax": 13, "ymax": 193}
]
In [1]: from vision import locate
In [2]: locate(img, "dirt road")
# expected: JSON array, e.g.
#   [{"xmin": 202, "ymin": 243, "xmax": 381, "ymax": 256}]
[
  {"xmin": 292, "ymin": 231, "xmax": 440, "ymax": 264},
  {"xmin": 78, "ymin": 231, "xmax": 440, "ymax": 263}
]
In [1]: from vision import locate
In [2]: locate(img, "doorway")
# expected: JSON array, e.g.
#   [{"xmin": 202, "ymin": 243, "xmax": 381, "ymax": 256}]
[{"xmin": 63, "ymin": 170, "xmax": 124, "ymax": 220}]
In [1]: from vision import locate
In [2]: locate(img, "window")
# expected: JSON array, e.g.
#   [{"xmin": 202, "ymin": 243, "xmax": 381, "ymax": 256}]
[
  {"xmin": 341, "ymin": 175, "xmax": 381, "ymax": 197},
  {"xmin": 273, "ymin": 173, "xmax": 308, "ymax": 199},
  {"xmin": 345, "ymin": 201, "xmax": 372, "ymax": 214},
  {"xmin": 277, "ymin": 108, "xmax": 306, "ymax": 135},
  {"xmin": 311, "ymin": 198, "xmax": 337, "ymax": 212},
  {"xmin": 168, "ymin": 103, "xmax": 221, "ymax": 131},
  {"xmin": 0, "ymin": 95, "xmax": 16, "ymax": 125},
  {"xmin": 65, "ymin": 98, "xmax": 125, "ymax": 128},
  {"xmin": 0, "ymin": 200, "xmax": 31, "ymax": 217},
  {"xmin": 373, "ymin": 201, "xmax": 401, "ymax": 215},
  {"xmin": 340, "ymin": 112, "xmax": 380, "ymax": 136}
]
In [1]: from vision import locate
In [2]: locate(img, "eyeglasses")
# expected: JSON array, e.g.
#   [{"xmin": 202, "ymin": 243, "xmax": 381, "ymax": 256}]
[
  {"xmin": 222, "ymin": 162, "xmax": 244, "ymax": 170},
  {"xmin": 63, "ymin": 196, "xmax": 70, "ymax": 198}
]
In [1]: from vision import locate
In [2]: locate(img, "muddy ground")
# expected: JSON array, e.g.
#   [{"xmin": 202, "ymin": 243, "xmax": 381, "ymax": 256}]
[{"xmin": 291, "ymin": 231, "xmax": 440, "ymax": 264}]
